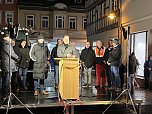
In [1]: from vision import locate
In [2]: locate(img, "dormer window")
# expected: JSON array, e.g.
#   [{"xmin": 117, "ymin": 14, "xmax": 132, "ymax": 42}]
[{"xmin": 75, "ymin": 0, "xmax": 82, "ymax": 3}]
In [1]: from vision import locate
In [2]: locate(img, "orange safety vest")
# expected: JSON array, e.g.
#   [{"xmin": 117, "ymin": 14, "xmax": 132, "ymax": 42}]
[{"xmin": 95, "ymin": 47, "xmax": 105, "ymax": 57}]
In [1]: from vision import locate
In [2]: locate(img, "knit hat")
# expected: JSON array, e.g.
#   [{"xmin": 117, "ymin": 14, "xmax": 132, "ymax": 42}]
[
  {"xmin": 37, "ymin": 34, "xmax": 44, "ymax": 40},
  {"xmin": 111, "ymin": 38, "xmax": 119, "ymax": 44}
]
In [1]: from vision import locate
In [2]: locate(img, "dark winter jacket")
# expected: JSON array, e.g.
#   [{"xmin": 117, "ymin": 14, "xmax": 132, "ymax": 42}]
[
  {"xmin": 19, "ymin": 47, "xmax": 30, "ymax": 68},
  {"xmin": 13, "ymin": 45, "xmax": 21, "ymax": 67},
  {"xmin": 80, "ymin": 47, "xmax": 96, "ymax": 69},
  {"xmin": 144, "ymin": 58, "xmax": 152, "ymax": 78},
  {"xmin": 51, "ymin": 45, "xmax": 59, "ymax": 65},
  {"xmin": 129, "ymin": 55, "xmax": 138, "ymax": 74},
  {"xmin": 30, "ymin": 43, "xmax": 49, "ymax": 79},
  {"xmin": 1, "ymin": 39, "xmax": 18, "ymax": 73},
  {"xmin": 108, "ymin": 44, "xmax": 121, "ymax": 66},
  {"xmin": 103, "ymin": 47, "xmax": 112, "ymax": 62}
]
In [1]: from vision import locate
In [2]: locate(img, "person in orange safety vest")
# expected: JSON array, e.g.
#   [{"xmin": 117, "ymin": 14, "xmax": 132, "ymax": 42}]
[{"xmin": 94, "ymin": 40, "xmax": 107, "ymax": 88}]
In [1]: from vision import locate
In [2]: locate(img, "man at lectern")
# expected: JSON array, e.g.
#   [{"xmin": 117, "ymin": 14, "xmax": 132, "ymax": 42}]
[{"xmin": 57, "ymin": 35, "xmax": 78, "ymax": 58}]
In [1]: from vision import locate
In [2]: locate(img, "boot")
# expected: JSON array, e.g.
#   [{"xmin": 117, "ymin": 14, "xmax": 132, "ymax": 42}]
[
  {"xmin": 34, "ymin": 90, "xmax": 39, "ymax": 96},
  {"xmin": 41, "ymin": 90, "xmax": 48, "ymax": 95}
]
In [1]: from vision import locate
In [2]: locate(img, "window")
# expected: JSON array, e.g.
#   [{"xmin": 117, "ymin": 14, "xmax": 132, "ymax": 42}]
[
  {"xmin": 5, "ymin": 11, "xmax": 14, "ymax": 23},
  {"xmin": 75, "ymin": 0, "xmax": 81, "ymax": 3},
  {"xmin": 83, "ymin": 17, "xmax": 86, "ymax": 29},
  {"xmin": 69, "ymin": 17, "xmax": 76, "ymax": 30},
  {"xmin": 55, "ymin": 16, "xmax": 64, "ymax": 29},
  {"xmin": 0, "ymin": 0, "xmax": 2, "ymax": 3},
  {"xmin": 41, "ymin": 16, "xmax": 49, "ymax": 28},
  {"xmin": 5, "ymin": 0, "xmax": 13, "ymax": 4},
  {"xmin": 26, "ymin": 15, "xmax": 34, "ymax": 28}
]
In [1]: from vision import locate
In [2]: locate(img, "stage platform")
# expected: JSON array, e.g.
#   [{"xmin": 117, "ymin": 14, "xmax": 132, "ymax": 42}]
[
  {"xmin": 0, "ymin": 71, "xmax": 152, "ymax": 114},
  {"xmin": 0, "ymin": 86, "xmax": 145, "ymax": 114}
]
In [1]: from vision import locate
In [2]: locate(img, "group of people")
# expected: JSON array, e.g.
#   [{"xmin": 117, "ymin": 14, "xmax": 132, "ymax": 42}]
[
  {"xmin": 1, "ymin": 31, "xmax": 146, "ymax": 98},
  {"xmin": 1, "ymin": 33, "xmax": 50, "ymax": 97},
  {"xmin": 51, "ymin": 36, "xmax": 123, "ymax": 93}
]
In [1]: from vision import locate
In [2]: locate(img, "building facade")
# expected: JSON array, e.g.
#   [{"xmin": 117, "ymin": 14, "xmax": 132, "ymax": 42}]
[
  {"xmin": 18, "ymin": 0, "xmax": 87, "ymax": 44},
  {"xmin": 0, "ymin": 0, "xmax": 18, "ymax": 29},
  {"xmin": 85, "ymin": 0, "xmax": 120, "ymax": 45}
]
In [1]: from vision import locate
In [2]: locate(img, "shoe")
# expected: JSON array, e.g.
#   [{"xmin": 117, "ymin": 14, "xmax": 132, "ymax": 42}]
[
  {"xmin": 41, "ymin": 90, "xmax": 49, "ymax": 95},
  {"xmin": 95, "ymin": 85, "xmax": 100, "ymax": 88},
  {"xmin": 88, "ymin": 84, "xmax": 92, "ymax": 88},
  {"xmin": 24, "ymin": 86, "xmax": 28, "ymax": 91},
  {"xmin": 115, "ymin": 88, "xmax": 121, "ymax": 92},
  {"xmin": 54, "ymin": 83, "xmax": 58, "ymax": 89},
  {"xmin": 54, "ymin": 85, "xmax": 58, "ymax": 89},
  {"xmin": 82, "ymin": 83, "xmax": 87, "ymax": 88},
  {"xmin": 107, "ymin": 87, "xmax": 114, "ymax": 91},
  {"xmin": 34, "ymin": 91, "xmax": 39, "ymax": 96}
]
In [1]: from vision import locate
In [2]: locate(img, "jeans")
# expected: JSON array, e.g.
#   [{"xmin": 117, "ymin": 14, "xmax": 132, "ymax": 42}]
[
  {"xmin": 128, "ymin": 74, "xmax": 135, "ymax": 94},
  {"xmin": 34, "ymin": 79, "xmax": 44, "ymax": 91},
  {"xmin": 83, "ymin": 67, "xmax": 92, "ymax": 85},
  {"xmin": 54, "ymin": 65, "xmax": 59, "ymax": 85},
  {"xmin": 19, "ymin": 68, "xmax": 28, "ymax": 87},
  {"xmin": 110, "ymin": 66, "xmax": 121, "ymax": 89}
]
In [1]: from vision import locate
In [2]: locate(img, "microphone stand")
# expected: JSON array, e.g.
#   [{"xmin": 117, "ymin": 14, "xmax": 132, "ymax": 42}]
[{"xmin": 0, "ymin": 24, "xmax": 33, "ymax": 114}]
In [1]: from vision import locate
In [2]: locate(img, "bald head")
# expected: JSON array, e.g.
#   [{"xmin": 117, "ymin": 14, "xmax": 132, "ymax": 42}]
[{"xmin": 63, "ymin": 35, "xmax": 69, "ymax": 44}]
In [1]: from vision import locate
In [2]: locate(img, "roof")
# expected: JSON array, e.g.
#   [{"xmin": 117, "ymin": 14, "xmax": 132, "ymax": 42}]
[{"xmin": 18, "ymin": 0, "xmax": 85, "ymax": 9}]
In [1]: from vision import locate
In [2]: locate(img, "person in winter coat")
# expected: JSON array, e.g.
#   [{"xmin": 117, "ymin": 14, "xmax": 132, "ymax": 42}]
[
  {"xmin": 57, "ymin": 35, "xmax": 78, "ymax": 58},
  {"xmin": 80, "ymin": 42, "xmax": 96, "ymax": 88},
  {"xmin": 18, "ymin": 39, "xmax": 30, "ymax": 90},
  {"xmin": 51, "ymin": 38, "xmax": 63, "ymax": 89},
  {"xmin": 29, "ymin": 34, "xmax": 50, "ymax": 96},
  {"xmin": 103, "ymin": 40, "xmax": 113, "ymax": 89},
  {"xmin": 1, "ymin": 33, "xmax": 19, "ymax": 97},
  {"xmin": 94, "ymin": 40, "xmax": 107, "ymax": 88},
  {"xmin": 128, "ymin": 52, "xmax": 139, "ymax": 94},
  {"xmin": 144, "ymin": 55, "xmax": 152, "ymax": 89},
  {"xmin": 107, "ymin": 38, "xmax": 121, "ymax": 92}
]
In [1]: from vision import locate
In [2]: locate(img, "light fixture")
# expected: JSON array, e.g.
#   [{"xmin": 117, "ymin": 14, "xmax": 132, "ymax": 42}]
[{"xmin": 108, "ymin": 13, "xmax": 116, "ymax": 19}]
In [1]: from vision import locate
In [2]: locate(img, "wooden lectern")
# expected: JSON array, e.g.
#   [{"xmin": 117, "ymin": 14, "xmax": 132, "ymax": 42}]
[{"xmin": 54, "ymin": 58, "xmax": 79, "ymax": 100}]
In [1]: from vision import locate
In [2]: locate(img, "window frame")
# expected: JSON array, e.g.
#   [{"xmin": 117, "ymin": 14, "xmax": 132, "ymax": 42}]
[
  {"xmin": 41, "ymin": 15, "xmax": 49, "ymax": 29},
  {"xmin": 5, "ymin": 11, "xmax": 14, "ymax": 23},
  {"xmin": 69, "ymin": 16, "xmax": 77, "ymax": 30},
  {"xmin": 82, "ymin": 17, "xmax": 87, "ymax": 30},
  {"xmin": 55, "ymin": 15, "xmax": 65, "ymax": 29},
  {"xmin": 26, "ymin": 15, "xmax": 34, "ymax": 28}
]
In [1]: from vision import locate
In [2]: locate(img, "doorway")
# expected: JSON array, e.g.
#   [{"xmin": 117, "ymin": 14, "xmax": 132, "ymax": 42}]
[{"xmin": 129, "ymin": 31, "xmax": 148, "ymax": 77}]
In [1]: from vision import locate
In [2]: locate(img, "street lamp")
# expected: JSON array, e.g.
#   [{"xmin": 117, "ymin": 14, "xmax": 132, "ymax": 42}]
[
  {"xmin": 108, "ymin": 13, "xmax": 116, "ymax": 19},
  {"xmin": 108, "ymin": 9, "xmax": 120, "ymax": 39}
]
